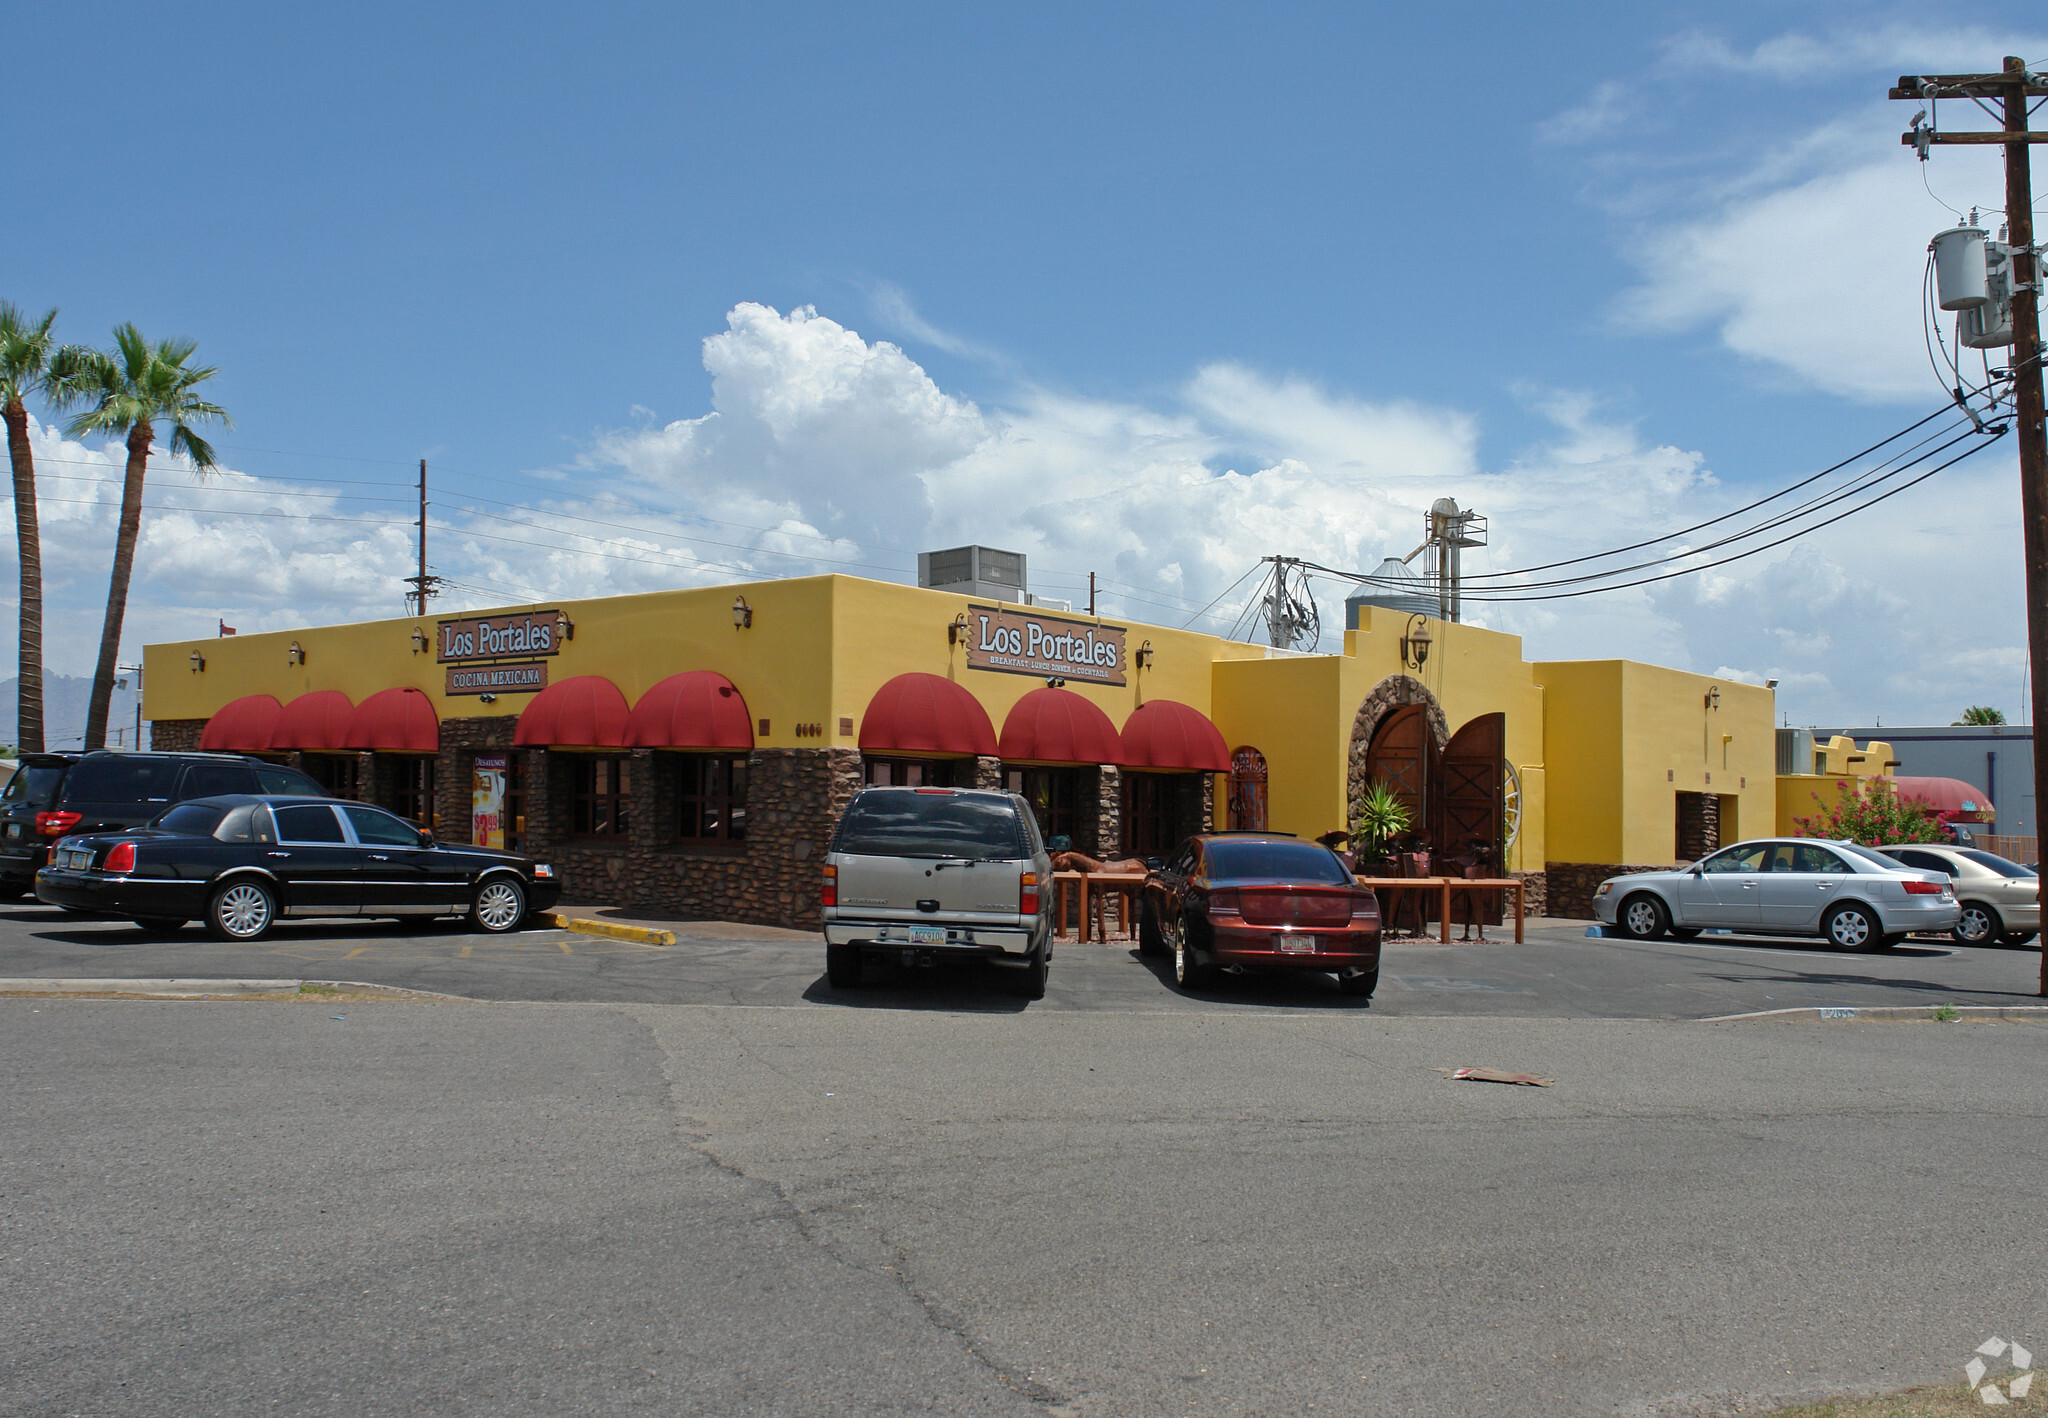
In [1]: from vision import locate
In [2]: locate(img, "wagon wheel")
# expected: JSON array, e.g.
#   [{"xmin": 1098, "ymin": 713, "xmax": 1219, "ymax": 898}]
[{"xmin": 1501, "ymin": 762, "xmax": 1522, "ymax": 852}]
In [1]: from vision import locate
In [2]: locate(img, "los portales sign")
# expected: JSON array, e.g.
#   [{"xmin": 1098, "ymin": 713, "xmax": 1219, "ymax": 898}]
[
  {"xmin": 964, "ymin": 605, "xmax": 1128, "ymax": 686},
  {"xmin": 438, "ymin": 611, "xmax": 563, "ymax": 697}
]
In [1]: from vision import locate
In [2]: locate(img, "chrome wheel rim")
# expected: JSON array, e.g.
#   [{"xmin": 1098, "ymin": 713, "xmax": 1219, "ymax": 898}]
[
  {"xmin": 1830, "ymin": 909, "xmax": 1870, "ymax": 948},
  {"xmin": 1956, "ymin": 906, "xmax": 1993, "ymax": 943},
  {"xmin": 1623, "ymin": 900, "xmax": 1658, "ymax": 937},
  {"xmin": 216, "ymin": 883, "xmax": 271, "ymax": 938},
  {"xmin": 475, "ymin": 880, "xmax": 523, "ymax": 931}
]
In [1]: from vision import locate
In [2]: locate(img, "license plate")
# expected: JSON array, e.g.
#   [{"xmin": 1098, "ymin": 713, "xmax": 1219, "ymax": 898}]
[
  {"xmin": 1278, "ymin": 934, "xmax": 1315, "ymax": 954},
  {"xmin": 5, "ymin": 823, "xmax": 18, "ymax": 840},
  {"xmin": 907, "ymin": 925, "xmax": 945, "ymax": 946},
  {"xmin": 61, "ymin": 849, "xmax": 92, "ymax": 870}
]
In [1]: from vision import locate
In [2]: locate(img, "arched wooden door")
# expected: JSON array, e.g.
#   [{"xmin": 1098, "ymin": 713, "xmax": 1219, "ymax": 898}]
[
  {"xmin": 1439, "ymin": 712, "xmax": 1506, "ymax": 924},
  {"xmin": 1364, "ymin": 705, "xmax": 1433, "ymax": 835}
]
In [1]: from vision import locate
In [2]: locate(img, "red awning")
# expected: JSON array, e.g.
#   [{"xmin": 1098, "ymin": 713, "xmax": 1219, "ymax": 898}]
[
  {"xmin": 860, "ymin": 672, "xmax": 998, "ymax": 757},
  {"xmin": 513, "ymin": 675, "xmax": 630, "ymax": 747},
  {"xmin": 199, "ymin": 694, "xmax": 284, "ymax": 752},
  {"xmin": 1120, "ymin": 699, "xmax": 1230, "ymax": 772},
  {"xmin": 1891, "ymin": 776, "xmax": 1996, "ymax": 822},
  {"xmin": 624, "ymin": 672, "xmax": 754, "ymax": 750},
  {"xmin": 345, "ymin": 686, "xmax": 440, "ymax": 752},
  {"xmin": 997, "ymin": 687, "xmax": 1123, "ymax": 765},
  {"xmin": 271, "ymin": 691, "xmax": 356, "ymax": 752}
]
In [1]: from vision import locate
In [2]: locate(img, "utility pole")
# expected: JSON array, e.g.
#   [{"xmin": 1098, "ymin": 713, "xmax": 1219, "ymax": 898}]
[
  {"xmin": 1891, "ymin": 58, "xmax": 2048, "ymax": 993},
  {"xmin": 404, "ymin": 458, "xmax": 443, "ymax": 617},
  {"xmin": 1088, "ymin": 572, "xmax": 1096, "ymax": 617}
]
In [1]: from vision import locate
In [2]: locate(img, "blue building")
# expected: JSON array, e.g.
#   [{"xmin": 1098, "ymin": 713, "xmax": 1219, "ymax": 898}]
[{"xmin": 1810, "ymin": 724, "xmax": 2035, "ymax": 840}]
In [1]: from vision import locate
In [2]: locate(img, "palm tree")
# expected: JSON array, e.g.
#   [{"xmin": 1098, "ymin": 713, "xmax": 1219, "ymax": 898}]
[
  {"xmin": 0, "ymin": 303, "xmax": 71, "ymax": 754},
  {"xmin": 66, "ymin": 325, "xmax": 230, "ymax": 751},
  {"xmin": 1955, "ymin": 705, "xmax": 2007, "ymax": 726}
]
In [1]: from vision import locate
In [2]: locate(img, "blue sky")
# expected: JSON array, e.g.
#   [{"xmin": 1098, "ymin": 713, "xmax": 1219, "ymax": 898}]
[{"xmin": 4, "ymin": 2, "xmax": 2043, "ymax": 725}]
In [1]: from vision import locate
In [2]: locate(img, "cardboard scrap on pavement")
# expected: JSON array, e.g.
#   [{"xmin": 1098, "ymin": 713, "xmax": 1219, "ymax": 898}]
[{"xmin": 1438, "ymin": 1067, "xmax": 1554, "ymax": 1087}]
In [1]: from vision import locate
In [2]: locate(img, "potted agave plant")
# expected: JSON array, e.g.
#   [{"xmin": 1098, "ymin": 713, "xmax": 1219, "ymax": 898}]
[{"xmin": 1350, "ymin": 779, "xmax": 1412, "ymax": 875}]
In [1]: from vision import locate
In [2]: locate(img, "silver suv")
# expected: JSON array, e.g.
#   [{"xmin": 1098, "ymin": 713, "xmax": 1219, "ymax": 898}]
[
  {"xmin": 1593, "ymin": 837, "xmax": 1960, "ymax": 951},
  {"xmin": 821, "ymin": 787, "xmax": 1053, "ymax": 998}
]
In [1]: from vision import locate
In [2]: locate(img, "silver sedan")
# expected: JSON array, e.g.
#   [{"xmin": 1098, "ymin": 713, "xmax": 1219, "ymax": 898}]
[
  {"xmin": 1593, "ymin": 838, "xmax": 1960, "ymax": 952},
  {"xmin": 1873, "ymin": 843, "xmax": 2040, "ymax": 947}
]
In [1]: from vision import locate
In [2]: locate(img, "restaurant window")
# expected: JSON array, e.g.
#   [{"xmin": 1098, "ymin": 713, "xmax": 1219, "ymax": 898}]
[
  {"xmin": 863, "ymin": 757, "xmax": 968, "ymax": 788},
  {"xmin": 571, "ymin": 756, "xmax": 632, "ymax": 838},
  {"xmin": 1126, "ymin": 772, "xmax": 1204, "ymax": 858},
  {"xmin": 1005, "ymin": 765, "xmax": 1084, "ymax": 848},
  {"xmin": 504, "ymin": 756, "xmax": 527, "ymax": 854},
  {"xmin": 675, "ymin": 753, "xmax": 747, "ymax": 843},
  {"xmin": 301, "ymin": 753, "xmax": 363, "ymax": 800},
  {"xmin": 389, "ymin": 758, "xmax": 436, "ymax": 828}
]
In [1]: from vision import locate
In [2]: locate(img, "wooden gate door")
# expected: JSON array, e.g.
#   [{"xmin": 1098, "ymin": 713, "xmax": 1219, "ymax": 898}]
[
  {"xmin": 1364, "ymin": 705, "xmax": 1434, "ymax": 838},
  {"xmin": 1438, "ymin": 712, "xmax": 1505, "ymax": 925}
]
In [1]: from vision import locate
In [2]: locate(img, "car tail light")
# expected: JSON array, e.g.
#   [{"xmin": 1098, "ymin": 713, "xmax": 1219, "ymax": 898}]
[
  {"xmin": 1019, "ymin": 871, "xmax": 1039, "ymax": 915},
  {"xmin": 821, "ymin": 864, "xmax": 837, "ymax": 909},
  {"xmin": 36, "ymin": 810, "xmax": 81, "ymax": 838},
  {"xmin": 1350, "ymin": 891, "xmax": 1380, "ymax": 921},
  {"xmin": 1902, "ymin": 878, "xmax": 1945, "ymax": 895},
  {"xmin": 913, "ymin": 787, "xmax": 955, "ymax": 794},
  {"xmin": 1240, "ymin": 889, "xmax": 1351, "ymax": 927},
  {"xmin": 103, "ymin": 841, "xmax": 136, "ymax": 874},
  {"xmin": 1207, "ymin": 888, "xmax": 1241, "ymax": 916}
]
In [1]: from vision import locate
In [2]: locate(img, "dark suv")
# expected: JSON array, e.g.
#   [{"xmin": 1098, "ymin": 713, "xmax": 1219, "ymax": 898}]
[{"xmin": 0, "ymin": 751, "xmax": 328, "ymax": 897}]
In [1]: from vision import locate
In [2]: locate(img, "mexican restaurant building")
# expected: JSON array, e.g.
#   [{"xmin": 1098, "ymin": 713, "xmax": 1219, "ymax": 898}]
[{"xmin": 143, "ymin": 571, "xmax": 1776, "ymax": 927}]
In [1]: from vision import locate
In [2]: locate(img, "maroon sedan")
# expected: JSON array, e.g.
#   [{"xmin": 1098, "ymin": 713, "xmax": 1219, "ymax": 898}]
[{"xmin": 1138, "ymin": 833, "xmax": 1382, "ymax": 997}]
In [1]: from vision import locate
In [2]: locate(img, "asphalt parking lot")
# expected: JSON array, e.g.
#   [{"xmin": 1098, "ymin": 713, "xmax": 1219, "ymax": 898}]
[{"xmin": 0, "ymin": 897, "xmax": 2040, "ymax": 1015}]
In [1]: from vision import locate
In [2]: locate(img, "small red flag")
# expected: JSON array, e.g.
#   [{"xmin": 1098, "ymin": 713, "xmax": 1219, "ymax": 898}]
[{"xmin": 219, "ymin": 619, "xmax": 238, "ymax": 636}]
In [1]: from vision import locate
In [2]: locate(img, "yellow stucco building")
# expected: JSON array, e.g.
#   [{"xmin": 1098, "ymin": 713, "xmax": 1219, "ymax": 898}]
[{"xmin": 143, "ymin": 572, "xmax": 1774, "ymax": 926}]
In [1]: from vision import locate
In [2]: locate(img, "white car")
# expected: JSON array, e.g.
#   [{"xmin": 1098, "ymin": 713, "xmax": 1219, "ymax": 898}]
[
  {"xmin": 1873, "ymin": 844, "xmax": 2040, "ymax": 948},
  {"xmin": 1593, "ymin": 838, "xmax": 1960, "ymax": 952}
]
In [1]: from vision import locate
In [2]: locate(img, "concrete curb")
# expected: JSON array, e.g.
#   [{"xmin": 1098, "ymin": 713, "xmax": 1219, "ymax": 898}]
[
  {"xmin": 537, "ymin": 913, "xmax": 678, "ymax": 948},
  {"xmin": 0, "ymin": 977, "xmax": 472, "ymax": 1001},
  {"xmin": 1703, "ymin": 1003, "xmax": 2048, "ymax": 1022}
]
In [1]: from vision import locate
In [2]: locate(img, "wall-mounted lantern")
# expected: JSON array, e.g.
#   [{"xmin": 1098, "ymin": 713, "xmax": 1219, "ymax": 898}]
[
  {"xmin": 287, "ymin": 641, "xmax": 305, "ymax": 666},
  {"xmin": 188, "ymin": 650, "xmax": 206, "ymax": 673},
  {"xmin": 1134, "ymin": 639, "xmax": 1155, "ymax": 671},
  {"xmin": 732, "ymin": 595, "xmax": 753, "ymax": 629},
  {"xmin": 948, "ymin": 612, "xmax": 969, "ymax": 646},
  {"xmin": 410, "ymin": 627, "xmax": 430, "ymax": 654},
  {"xmin": 556, "ymin": 611, "xmax": 575, "ymax": 642},
  {"xmin": 1045, "ymin": 676, "xmax": 1067, "ymax": 689},
  {"xmin": 1704, "ymin": 685, "xmax": 1721, "ymax": 711},
  {"xmin": 1400, "ymin": 614, "xmax": 1432, "ymax": 671}
]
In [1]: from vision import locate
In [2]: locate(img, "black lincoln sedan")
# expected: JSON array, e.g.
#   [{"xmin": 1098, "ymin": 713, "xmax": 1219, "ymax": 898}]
[{"xmin": 34, "ymin": 795, "xmax": 561, "ymax": 941}]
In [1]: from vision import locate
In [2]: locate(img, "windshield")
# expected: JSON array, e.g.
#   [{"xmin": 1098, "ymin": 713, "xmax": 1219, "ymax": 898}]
[
  {"xmin": 832, "ymin": 791, "xmax": 1030, "ymax": 859},
  {"xmin": 152, "ymin": 803, "xmax": 229, "ymax": 837},
  {"xmin": 2, "ymin": 764, "xmax": 66, "ymax": 808},
  {"xmin": 1204, "ymin": 839, "xmax": 1353, "ymax": 884},
  {"xmin": 1956, "ymin": 848, "xmax": 2037, "ymax": 878}
]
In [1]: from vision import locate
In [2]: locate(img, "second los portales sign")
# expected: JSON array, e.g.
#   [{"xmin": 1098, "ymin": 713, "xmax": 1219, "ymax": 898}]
[{"xmin": 964, "ymin": 605, "xmax": 1128, "ymax": 686}]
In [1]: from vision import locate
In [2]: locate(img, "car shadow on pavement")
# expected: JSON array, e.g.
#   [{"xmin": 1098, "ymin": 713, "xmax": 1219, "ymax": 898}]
[
  {"xmin": 1126, "ymin": 949, "xmax": 1375, "ymax": 1009},
  {"xmin": 800, "ymin": 956, "xmax": 1032, "ymax": 1013}
]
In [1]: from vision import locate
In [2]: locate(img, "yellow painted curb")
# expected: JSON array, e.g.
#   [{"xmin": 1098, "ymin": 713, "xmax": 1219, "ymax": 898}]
[{"xmin": 538, "ymin": 913, "xmax": 678, "ymax": 948}]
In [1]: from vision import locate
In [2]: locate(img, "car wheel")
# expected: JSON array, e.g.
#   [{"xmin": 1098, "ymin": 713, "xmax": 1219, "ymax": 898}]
[
  {"xmin": 1617, "ymin": 893, "xmax": 1669, "ymax": 941},
  {"xmin": 1171, "ymin": 914, "xmax": 1213, "ymax": 989},
  {"xmin": 134, "ymin": 917, "xmax": 186, "ymax": 932},
  {"xmin": 1999, "ymin": 930, "xmax": 2038, "ymax": 948},
  {"xmin": 471, "ymin": 877, "xmax": 527, "ymax": 933},
  {"xmin": 825, "ymin": 942, "xmax": 863, "ymax": 988},
  {"xmin": 1337, "ymin": 964, "xmax": 1378, "ymax": 998},
  {"xmin": 1953, "ymin": 902, "xmax": 2001, "ymax": 946},
  {"xmin": 1137, "ymin": 899, "xmax": 1167, "ymax": 958},
  {"xmin": 206, "ymin": 879, "xmax": 276, "ymax": 942},
  {"xmin": 1824, "ymin": 902, "xmax": 1882, "ymax": 953},
  {"xmin": 1008, "ymin": 944, "xmax": 1049, "ymax": 1000}
]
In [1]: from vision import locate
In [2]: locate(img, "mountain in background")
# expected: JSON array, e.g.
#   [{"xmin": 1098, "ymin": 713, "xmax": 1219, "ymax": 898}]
[{"xmin": 0, "ymin": 674, "xmax": 147, "ymax": 752}]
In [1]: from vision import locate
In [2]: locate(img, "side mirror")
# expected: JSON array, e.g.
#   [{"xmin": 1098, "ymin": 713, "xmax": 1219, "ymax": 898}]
[
  {"xmin": 1689, "ymin": 866, "xmax": 1704, "ymax": 878},
  {"xmin": 418, "ymin": 828, "xmax": 435, "ymax": 848}
]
